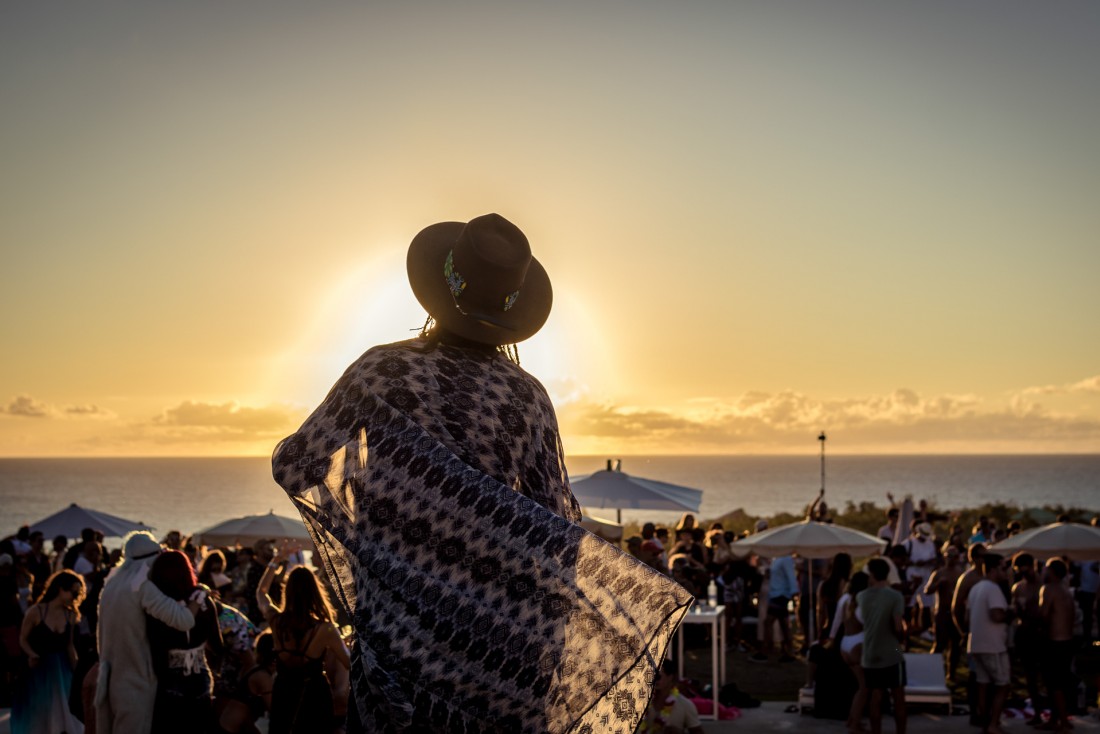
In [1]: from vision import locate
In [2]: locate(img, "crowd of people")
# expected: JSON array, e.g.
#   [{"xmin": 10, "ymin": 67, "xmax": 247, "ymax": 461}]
[
  {"xmin": 4, "ymin": 503, "xmax": 1099, "ymax": 734},
  {"xmin": 622, "ymin": 505, "xmax": 1100, "ymax": 734},
  {"xmin": 1, "ymin": 525, "xmax": 351, "ymax": 734}
]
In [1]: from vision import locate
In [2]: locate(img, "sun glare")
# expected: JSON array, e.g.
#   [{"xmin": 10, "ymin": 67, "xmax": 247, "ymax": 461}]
[
  {"xmin": 263, "ymin": 253, "xmax": 427, "ymax": 406},
  {"xmin": 521, "ymin": 288, "xmax": 617, "ymax": 409}
]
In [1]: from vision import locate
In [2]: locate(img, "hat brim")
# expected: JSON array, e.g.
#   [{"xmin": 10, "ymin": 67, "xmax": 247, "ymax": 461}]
[{"xmin": 407, "ymin": 221, "xmax": 552, "ymax": 346}]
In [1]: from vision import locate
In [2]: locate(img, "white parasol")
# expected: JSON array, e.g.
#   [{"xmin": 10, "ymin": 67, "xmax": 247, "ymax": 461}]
[
  {"xmin": 28, "ymin": 503, "xmax": 154, "ymax": 539},
  {"xmin": 194, "ymin": 510, "xmax": 311, "ymax": 548},
  {"xmin": 569, "ymin": 460, "xmax": 703, "ymax": 523},
  {"xmin": 991, "ymin": 522, "xmax": 1100, "ymax": 561},
  {"xmin": 738, "ymin": 519, "xmax": 889, "ymax": 560},
  {"xmin": 736, "ymin": 519, "xmax": 887, "ymax": 646}
]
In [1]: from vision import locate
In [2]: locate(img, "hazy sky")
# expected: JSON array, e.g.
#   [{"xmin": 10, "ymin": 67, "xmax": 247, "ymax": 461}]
[{"xmin": 2, "ymin": 1, "xmax": 1098, "ymax": 457}]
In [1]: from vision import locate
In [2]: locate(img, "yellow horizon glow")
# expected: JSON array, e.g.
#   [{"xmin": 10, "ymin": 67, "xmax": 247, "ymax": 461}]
[{"xmin": 2, "ymin": 2, "xmax": 1099, "ymax": 457}]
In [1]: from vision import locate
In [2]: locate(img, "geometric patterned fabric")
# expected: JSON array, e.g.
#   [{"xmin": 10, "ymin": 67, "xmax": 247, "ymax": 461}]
[{"xmin": 272, "ymin": 337, "xmax": 692, "ymax": 732}]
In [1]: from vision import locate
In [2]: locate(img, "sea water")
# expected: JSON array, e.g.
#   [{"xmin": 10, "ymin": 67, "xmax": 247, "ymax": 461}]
[{"xmin": 1, "ymin": 454, "xmax": 1097, "ymax": 539}]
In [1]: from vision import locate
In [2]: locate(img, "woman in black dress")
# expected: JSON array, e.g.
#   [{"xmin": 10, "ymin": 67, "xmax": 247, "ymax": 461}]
[
  {"xmin": 13, "ymin": 569, "xmax": 85, "ymax": 734},
  {"xmin": 257, "ymin": 555, "xmax": 349, "ymax": 734}
]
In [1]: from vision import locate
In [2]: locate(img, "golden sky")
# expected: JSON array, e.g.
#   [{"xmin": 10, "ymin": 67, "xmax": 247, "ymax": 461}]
[{"xmin": 2, "ymin": 1, "xmax": 1098, "ymax": 457}]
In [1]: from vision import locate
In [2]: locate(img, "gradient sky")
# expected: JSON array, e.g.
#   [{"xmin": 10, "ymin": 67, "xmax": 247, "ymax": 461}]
[{"xmin": 2, "ymin": 1, "xmax": 1098, "ymax": 457}]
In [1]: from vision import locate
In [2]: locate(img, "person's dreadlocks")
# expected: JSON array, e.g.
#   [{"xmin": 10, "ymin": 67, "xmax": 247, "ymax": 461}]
[{"xmin": 416, "ymin": 316, "xmax": 520, "ymax": 366}]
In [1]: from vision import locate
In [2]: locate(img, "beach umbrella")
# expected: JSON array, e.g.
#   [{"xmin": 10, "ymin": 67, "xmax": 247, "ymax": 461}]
[
  {"xmin": 737, "ymin": 519, "xmax": 887, "ymax": 560},
  {"xmin": 736, "ymin": 519, "xmax": 888, "ymax": 647},
  {"xmin": 28, "ymin": 502, "xmax": 154, "ymax": 539},
  {"xmin": 991, "ymin": 522, "xmax": 1100, "ymax": 561},
  {"xmin": 194, "ymin": 510, "xmax": 311, "ymax": 548},
  {"xmin": 580, "ymin": 514, "xmax": 623, "ymax": 542},
  {"xmin": 569, "ymin": 460, "xmax": 704, "ymax": 523}
]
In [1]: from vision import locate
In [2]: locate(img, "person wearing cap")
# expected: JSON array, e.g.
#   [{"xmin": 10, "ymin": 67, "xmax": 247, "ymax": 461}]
[
  {"xmin": 901, "ymin": 521, "xmax": 940, "ymax": 638},
  {"xmin": 272, "ymin": 214, "xmax": 690, "ymax": 733},
  {"xmin": 639, "ymin": 540, "xmax": 667, "ymax": 574},
  {"xmin": 95, "ymin": 531, "xmax": 200, "ymax": 734}
]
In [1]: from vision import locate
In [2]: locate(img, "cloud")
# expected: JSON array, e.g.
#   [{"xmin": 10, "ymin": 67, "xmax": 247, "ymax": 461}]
[
  {"xmin": 557, "ymin": 386, "xmax": 1100, "ymax": 453},
  {"xmin": 1, "ymin": 395, "xmax": 116, "ymax": 419},
  {"xmin": 63, "ymin": 404, "xmax": 115, "ymax": 418},
  {"xmin": 144, "ymin": 400, "xmax": 306, "ymax": 443},
  {"xmin": 1, "ymin": 395, "xmax": 53, "ymax": 417},
  {"xmin": 1021, "ymin": 374, "xmax": 1100, "ymax": 396}
]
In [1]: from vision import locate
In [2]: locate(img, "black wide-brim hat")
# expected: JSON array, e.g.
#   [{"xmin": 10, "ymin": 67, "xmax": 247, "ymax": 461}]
[{"xmin": 407, "ymin": 213, "xmax": 552, "ymax": 346}]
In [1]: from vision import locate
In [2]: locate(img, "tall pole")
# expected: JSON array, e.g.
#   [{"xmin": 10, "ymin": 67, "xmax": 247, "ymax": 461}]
[{"xmin": 818, "ymin": 431, "xmax": 827, "ymax": 494}]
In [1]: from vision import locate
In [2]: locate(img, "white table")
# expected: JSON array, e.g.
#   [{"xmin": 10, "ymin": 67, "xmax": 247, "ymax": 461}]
[{"xmin": 675, "ymin": 604, "xmax": 726, "ymax": 720}]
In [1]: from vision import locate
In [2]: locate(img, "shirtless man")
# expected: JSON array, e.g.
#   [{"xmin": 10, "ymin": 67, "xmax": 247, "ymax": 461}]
[
  {"xmin": 952, "ymin": 542, "xmax": 986, "ymax": 714},
  {"xmin": 1040, "ymin": 559, "xmax": 1076, "ymax": 733},
  {"xmin": 925, "ymin": 546, "xmax": 963, "ymax": 680},
  {"xmin": 1009, "ymin": 554, "xmax": 1042, "ymax": 725}
]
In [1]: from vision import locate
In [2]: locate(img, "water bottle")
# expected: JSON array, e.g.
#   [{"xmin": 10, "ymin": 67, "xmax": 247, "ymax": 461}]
[{"xmin": 707, "ymin": 579, "xmax": 717, "ymax": 608}]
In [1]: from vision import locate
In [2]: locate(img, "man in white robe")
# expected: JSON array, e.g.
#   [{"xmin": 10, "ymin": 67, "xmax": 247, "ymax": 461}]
[{"xmin": 95, "ymin": 531, "xmax": 198, "ymax": 734}]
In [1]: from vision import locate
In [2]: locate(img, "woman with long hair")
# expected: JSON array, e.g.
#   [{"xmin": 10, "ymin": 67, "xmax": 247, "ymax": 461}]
[
  {"xmin": 817, "ymin": 552, "xmax": 853, "ymax": 640},
  {"xmin": 147, "ymin": 549, "xmax": 223, "ymax": 733},
  {"xmin": 840, "ymin": 572, "xmax": 870, "ymax": 734},
  {"xmin": 199, "ymin": 549, "xmax": 233, "ymax": 599},
  {"xmin": 257, "ymin": 546, "xmax": 349, "ymax": 734},
  {"xmin": 674, "ymin": 513, "xmax": 697, "ymax": 535},
  {"xmin": 12, "ymin": 569, "xmax": 85, "ymax": 734}
]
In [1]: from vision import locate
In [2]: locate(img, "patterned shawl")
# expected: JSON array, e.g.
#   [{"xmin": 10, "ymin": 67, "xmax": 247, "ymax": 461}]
[{"xmin": 272, "ymin": 337, "xmax": 691, "ymax": 733}]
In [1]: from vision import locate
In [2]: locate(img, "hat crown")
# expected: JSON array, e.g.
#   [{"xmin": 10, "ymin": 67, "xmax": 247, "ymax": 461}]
[
  {"xmin": 407, "ymin": 213, "xmax": 552, "ymax": 345},
  {"xmin": 451, "ymin": 214, "xmax": 532, "ymax": 305}
]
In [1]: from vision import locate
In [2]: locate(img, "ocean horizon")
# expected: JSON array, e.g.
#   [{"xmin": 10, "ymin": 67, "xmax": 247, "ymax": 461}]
[{"xmin": 2, "ymin": 454, "xmax": 1098, "ymax": 541}]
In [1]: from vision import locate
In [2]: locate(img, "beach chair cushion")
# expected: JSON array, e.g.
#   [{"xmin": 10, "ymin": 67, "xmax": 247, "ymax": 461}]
[{"xmin": 903, "ymin": 652, "xmax": 951, "ymax": 712}]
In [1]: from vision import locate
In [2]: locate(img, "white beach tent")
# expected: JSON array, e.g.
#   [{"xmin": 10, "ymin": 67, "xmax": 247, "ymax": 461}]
[
  {"xmin": 991, "ymin": 521, "xmax": 1100, "ymax": 561},
  {"xmin": 29, "ymin": 502, "xmax": 154, "ymax": 539},
  {"xmin": 569, "ymin": 460, "xmax": 704, "ymax": 523},
  {"xmin": 194, "ymin": 510, "xmax": 311, "ymax": 548}
]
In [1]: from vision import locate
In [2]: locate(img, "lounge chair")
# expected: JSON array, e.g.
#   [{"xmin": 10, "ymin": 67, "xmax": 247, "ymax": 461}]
[{"xmin": 903, "ymin": 652, "xmax": 952, "ymax": 714}]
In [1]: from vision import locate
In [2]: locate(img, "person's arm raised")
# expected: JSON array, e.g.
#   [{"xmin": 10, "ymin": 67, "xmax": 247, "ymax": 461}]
[{"xmin": 257, "ymin": 543, "xmax": 289, "ymax": 623}]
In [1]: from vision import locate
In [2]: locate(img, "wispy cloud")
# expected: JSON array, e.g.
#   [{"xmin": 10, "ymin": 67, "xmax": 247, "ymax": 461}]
[
  {"xmin": 1021, "ymin": 374, "xmax": 1100, "ymax": 396},
  {"xmin": 63, "ymin": 404, "xmax": 115, "ymax": 418},
  {"xmin": 145, "ymin": 401, "xmax": 305, "ymax": 442},
  {"xmin": 1, "ymin": 395, "xmax": 53, "ymax": 418},
  {"xmin": 1, "ymin": 395, "xmax": 114, "ymax": 419}
]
